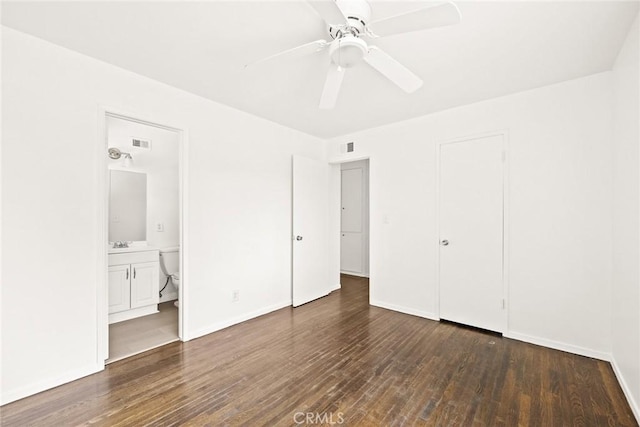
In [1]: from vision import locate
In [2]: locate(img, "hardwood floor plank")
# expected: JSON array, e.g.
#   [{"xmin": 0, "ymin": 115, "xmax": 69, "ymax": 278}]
[{"xmin": 1, "ymin": 275, "xmax": 636, "ymax": 426}]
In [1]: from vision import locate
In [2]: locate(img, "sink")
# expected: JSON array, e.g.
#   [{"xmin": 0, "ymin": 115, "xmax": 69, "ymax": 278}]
[{"xmin": 108, "ymin": 244, "xmax": 159, "ymax": 254}]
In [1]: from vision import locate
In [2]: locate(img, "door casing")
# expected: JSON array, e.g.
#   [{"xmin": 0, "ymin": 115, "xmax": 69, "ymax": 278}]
[{"xmin": 96, "ymin": 107, "xmax": 190, "ymax": 366}]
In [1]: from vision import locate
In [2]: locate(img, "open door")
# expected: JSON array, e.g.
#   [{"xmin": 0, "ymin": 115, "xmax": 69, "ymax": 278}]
[{"xmin": 292, "ymin": 155, "xmax": 330, "ymax": 307}]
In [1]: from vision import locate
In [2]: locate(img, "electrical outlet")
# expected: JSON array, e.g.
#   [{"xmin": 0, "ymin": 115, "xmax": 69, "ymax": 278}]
[
  {"xmin": 232, "ymin": 290, "xmax": 240, "ymax": 302},
  {"xmin": 156, "ymin": 223, "xmax": 164, "ymax": 232}
]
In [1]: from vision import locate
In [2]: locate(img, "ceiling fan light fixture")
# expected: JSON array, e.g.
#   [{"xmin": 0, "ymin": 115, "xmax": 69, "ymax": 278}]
[{"xmin": 330, "ymin": 35, "xmax": 368, "ymax": 68}]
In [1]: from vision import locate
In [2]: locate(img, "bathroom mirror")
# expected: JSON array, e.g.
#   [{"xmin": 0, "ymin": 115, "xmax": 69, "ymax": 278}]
[{"xmin": 109, "ymin": 170, "xmax": 147, "ymax": 242}]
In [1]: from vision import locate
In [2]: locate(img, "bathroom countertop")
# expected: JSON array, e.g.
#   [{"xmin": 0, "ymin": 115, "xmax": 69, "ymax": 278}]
[{"xmin": 108, "ymin": 245, "xmax": 160, "ymax": 254}]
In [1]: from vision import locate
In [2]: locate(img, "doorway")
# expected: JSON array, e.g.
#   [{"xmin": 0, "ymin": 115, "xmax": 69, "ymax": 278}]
[
  {"xmin": 98, "ymin": 110, "xmax": 187, "ymax": 364},
  {"xmin": 438, "ymin": 133, "xmax": 507, "ymax": 333},
  {"xmin": 340, "ymin": 160, "xmax": 370, "ymax": 278}
]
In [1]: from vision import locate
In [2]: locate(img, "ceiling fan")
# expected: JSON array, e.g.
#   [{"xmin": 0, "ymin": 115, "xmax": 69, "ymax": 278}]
[{"xmin": 246, "ymin": 0, "xmax": 462, "ymax": 109}]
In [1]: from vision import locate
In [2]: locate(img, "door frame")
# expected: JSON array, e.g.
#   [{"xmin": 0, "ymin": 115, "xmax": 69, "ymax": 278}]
[
  {"xmin": 435, "ymin": 130, "xmax": 510, "ymax": 332},
  {"xmin": 96, "ymin": 106, "xmax": 190, "ymax": 365},
  {"xmin": 329, "ymin": 155, "xmax": 372, "ymax": 288}
]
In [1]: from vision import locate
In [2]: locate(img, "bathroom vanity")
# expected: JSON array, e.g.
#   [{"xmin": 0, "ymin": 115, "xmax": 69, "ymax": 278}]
[{"xmin": 108, "ymin": 246, "xmax": 160, "ymax": 324}]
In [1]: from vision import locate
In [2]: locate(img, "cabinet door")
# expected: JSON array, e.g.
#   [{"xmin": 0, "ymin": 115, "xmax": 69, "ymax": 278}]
[
  {"xmin": 130, "ymin": 261, "xmax": 159, "ymax": 309},
  {"xmin": 108, "ymin": 265, "xmax": 130, "ymax": 314}
]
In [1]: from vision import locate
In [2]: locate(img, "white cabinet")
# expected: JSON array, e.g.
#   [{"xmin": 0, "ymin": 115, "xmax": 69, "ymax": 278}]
[
  {"xmin": 108, "ymin": 249, "xmax": 159, "ymax": 324},
  {"xmin": 130, "ymin": 261, "xmax": 159, "ymax": 309},
  {"xmin": 108, "ymin": 265, "xmax": 131, "ymax": 314}
]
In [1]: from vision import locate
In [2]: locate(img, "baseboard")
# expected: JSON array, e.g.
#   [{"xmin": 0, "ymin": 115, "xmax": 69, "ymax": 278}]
[
  {"xmin": 188, "ymin": 300, "xmax": 291, "ymax": 341},
  {"xmin": 1, "ymin": 363, "xmax": 102, "ymax": 406},
  {"xmin": 370, "ymin": 299, "xmax": 439, "ymax": 321},
  {"xmin": 504, "ymin": 331, "xmax": 610, "ymax": 361},
  {"xmin": 610, "ymin": 356, "xmax": 640, "ymax": 423},
  {"xmin": 331, "ymin": 283, "xmax": 341, "ymax": 291}
]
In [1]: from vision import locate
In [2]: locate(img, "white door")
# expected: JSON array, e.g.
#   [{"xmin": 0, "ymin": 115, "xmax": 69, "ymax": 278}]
[
  {"xmin": 439, "ymin": 134, "xmax": 505, "ymax": 333},
  {"xmin": 108, "ymin": 265, "xmax": 130, "ymax": 314},
  {"xmin": 292, "ymin": 155, "xmax": 329, "ymax": 307},
  {"xmin": 130, "ymin": 261, "xmax": 160, "ymax": 309},
  {"xmin": 340, "ymin": 168, "xmax": 363, "ymax": 273}
]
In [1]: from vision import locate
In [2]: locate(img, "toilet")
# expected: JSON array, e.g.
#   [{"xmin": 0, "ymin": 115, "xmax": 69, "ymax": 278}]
[{"xmin": 159, "ymin": 246, "xmax": 180, "ymax": 307}]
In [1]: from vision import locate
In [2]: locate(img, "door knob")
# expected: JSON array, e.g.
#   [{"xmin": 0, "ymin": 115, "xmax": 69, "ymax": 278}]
[
  {"xmin": 296, "ymin": 236, "xmax": 303, "ymax": 241},
  {"xmin": 440, "ymin": 239, "xmax": 449, "ymax": 246}
]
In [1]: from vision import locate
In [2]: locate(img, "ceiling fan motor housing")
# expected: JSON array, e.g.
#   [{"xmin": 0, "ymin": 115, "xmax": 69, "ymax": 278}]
[{"xmin": 329, "ymin": 0, "xmax": 372, "ymax": 38}]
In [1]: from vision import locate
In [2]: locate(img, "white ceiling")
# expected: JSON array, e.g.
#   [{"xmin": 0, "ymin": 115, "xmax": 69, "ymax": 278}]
[{"xmin": 2, "ymin": 1, "xmax": 638, "ymax": 138}]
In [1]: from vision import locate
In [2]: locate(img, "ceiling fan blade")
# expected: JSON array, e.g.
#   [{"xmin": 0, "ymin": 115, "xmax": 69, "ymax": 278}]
[
  {"xmin": 307, "ymin": 0, "xmax": 348, "ymax": 26},
  {"xmin": 319, "ymin": 63, "xmax": 345, "ymax": 109},
  {"xmin": 367, "ymin": 2, "xmax": 461, "ymax": 38},
  {"xmin": 364, "ymin": 46, "xmax": 423, "ymax": 93},
  {"xmin": 245, "ymin": 40, "xmax": 328, "ymax": 68}
]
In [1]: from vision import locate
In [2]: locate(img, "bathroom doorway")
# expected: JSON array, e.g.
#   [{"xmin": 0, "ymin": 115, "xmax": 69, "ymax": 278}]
[{"xmin": 97, "ymin": 110, "xmax": 187, "ymax": 364}]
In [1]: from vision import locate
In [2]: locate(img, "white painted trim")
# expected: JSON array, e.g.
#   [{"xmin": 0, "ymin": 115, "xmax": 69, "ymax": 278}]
[
  {"xmin": 189, "ymin": 300, "xmax": 291, "ymax": 341},
  {"xmin": 97, "ymin": 106, "xmax": 190, "ymax": 359},
  {"xmin": 0, "ymin": 363, "xmax": 101, "ymax": 406},
  {"xmin": 178, "ymin": 127, "xmax": 190, "ymax": 341},
  {"xmin": 504, "ymin": 331, "xmax": 610, "ymax": 361},
  {"xmin": 328, "ymin": 154, "xmax": 370, "ymax": 164},
  {"xmin": 96, "ymin": 107, "xmax": 109, "ymax": 364},
  {"xmin": 611, "ymin": 355, "xmax": 640, "ymax": 423},
  {"xmin": 370, "ymin": 299, "xmax": 439, "ymax": 322},
  {"xmin": 502, "ymin": 131, "xmax": 511, "ymax": 334},
  {"xmin": 108, "ymin": 305, "xmax": 158, "ymax": 324},
  {"xmin": 435, "ymin": 130, "xmax": 510, "ymax": 333}
]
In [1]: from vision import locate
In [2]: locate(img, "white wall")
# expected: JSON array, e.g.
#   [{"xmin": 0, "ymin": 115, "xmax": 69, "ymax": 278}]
[
  {"xmin": 611, "ymin": 13, "xmax": 640, "ymax": 420},
  {"xmin": 328, "ymin": 72, "xmax": 614, "ymax": 359},
  {"xmin": 0, "ymin": 27, "xmax": 325, "ymax": 404}
]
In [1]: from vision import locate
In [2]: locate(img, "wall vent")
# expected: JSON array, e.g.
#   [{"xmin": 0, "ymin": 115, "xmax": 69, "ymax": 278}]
[
  {"xmin": 347, "ymin": 142, "xmax": 354, "ymax": 152},
  {"xmin": 131, "ymin": 137, "xmax": 151, "ymax": 150}
]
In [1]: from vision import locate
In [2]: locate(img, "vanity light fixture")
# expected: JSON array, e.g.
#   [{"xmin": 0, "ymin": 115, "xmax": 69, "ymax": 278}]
[{"xmin": 108, "ymin": 147, "xmax": 133, "ymax": 167}]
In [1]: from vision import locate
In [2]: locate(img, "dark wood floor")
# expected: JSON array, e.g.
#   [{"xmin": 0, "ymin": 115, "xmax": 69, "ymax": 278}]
[{"xmin": 2, "ymin": 275, "xmax": 637, "ymax": 426}]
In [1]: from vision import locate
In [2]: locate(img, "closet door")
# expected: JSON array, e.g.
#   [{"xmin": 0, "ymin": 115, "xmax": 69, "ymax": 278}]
[
  {"xmin": 340, "ymin": 167, "xmax": 363, "ymax": 274},
  {"xmin": 439, "ymin": 134, "xmax": 505, "ymax": 333}
]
